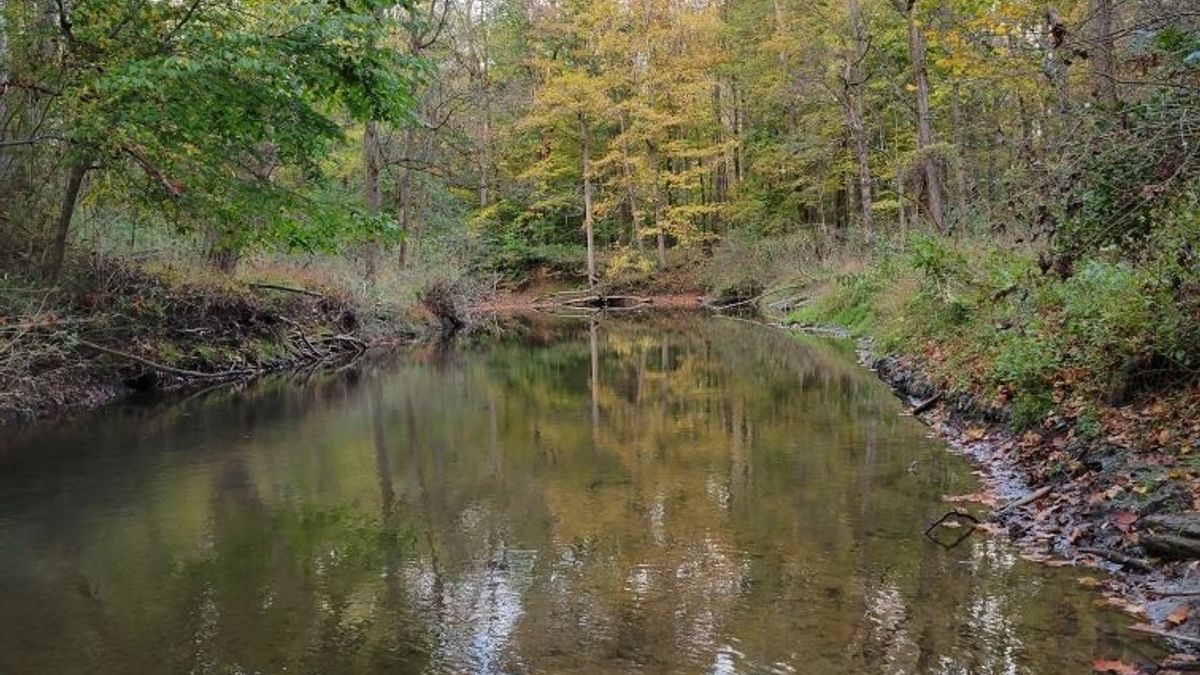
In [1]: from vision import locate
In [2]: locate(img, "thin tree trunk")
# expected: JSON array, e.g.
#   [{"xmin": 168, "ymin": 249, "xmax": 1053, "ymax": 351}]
[
  {"xmin": 45, "ymin": 162, "xmax": 88, "ymax": 281},
  {"xmin": 903, "ymin": 4, "xmax": 946, "ymax": 231},
  {"xmin": 479, "ymin": 88, "xmax": 493, "ymax": 207},
  {"xmin": 1088, "ymin": 0, "xmax": 1118, "ymax": 107},
  {"xmin": 581, "ymin": 119, "xmax": 597, "ymax": 289},
  {"xmin": 363, "ymin": 119, "xmax": 382, "ymax": 279},
  {"xmin": 950, "ymin": 83, "xmax": 969, "ymax": 221},
  {"xmin": 845, "ymin": 0, "xmax": 875, "ymax": 244},
  {"xmin": 649, "ymin": 141, "xmax": 667, "ymax": 267},
  {"xmin": 618, "ymin": 111, "xmax": 641, "ymax": 249}
]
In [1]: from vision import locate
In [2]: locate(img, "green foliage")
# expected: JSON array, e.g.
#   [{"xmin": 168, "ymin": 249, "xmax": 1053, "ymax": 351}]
[
  {"xmin": 990, "ymin": 327, "xmax": 1059, "ymax": 393},
  {"xmin": 908, "ymin": 234, "xmax": 967, "ymax": 300},
  {"xmin": 484, "ymin": 233, "xmax": 588, "ymax": 279},
  {"xmin": 4, "ymin": 0, "xmax": 424, "ymax": 267},
  {"xmin": 603, "ymin": 248, "xmax": 658, "ymax": 289},
  {"xmin": 1010, "ymin": 390, "xmax": 1053, "ymax": 431}
]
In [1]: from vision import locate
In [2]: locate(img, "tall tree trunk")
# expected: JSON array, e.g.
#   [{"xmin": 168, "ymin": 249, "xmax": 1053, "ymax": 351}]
[
  {"xmin": 901, "ymin": 2, "xmax": 946, "ymax": 231},
  {"xmin": 950, "ymin": 83, "xmax": 969, "ymax": 221},
  {"xmin": 845, "ymin": 0, "xmax": 875, "ymax": 244},
  {"xmin": 479, "ymin": 86, "xmax": 493, "ymax": 207},
  {"xmin": 396, "ymin": 122, "xmax": 423, "ymax": 267},
  {"xmin": 618, "ymin": 111, "xmax": 641, "ymax": 249},
  {"xmin": 363, "ymin": 119, "xmax": 382, "ymax": 279},
  {"xmin": 45, "ymin": 162, "xmax": 88, "ymax": 281},
  {"xmin": 1088, "ymin": 0, "xmax": 1118, "ymax": 108},
  {"xmin": 581, "ymin": 119, "xmax": 597, "ymax": 289},
  {"xmin": 649, "ymin": 141, "xmax": 667, "ymax": 267}
]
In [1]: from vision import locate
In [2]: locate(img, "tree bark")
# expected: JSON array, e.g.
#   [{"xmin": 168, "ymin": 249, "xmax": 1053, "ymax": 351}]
[
  {"xmin": 1088, "ymin": 0, "xmax": 1119, "ymax": 108},
  {"xmin": 950, "ymin": 83, "xmax": 969, "ymax": 221},
  {"xmin": 900, "ymin": 2, "xmax": 946, "ymax": 231},
  {"xmin": 618, "ymin": 111, "xmax": 641, "ymax": 249},
  {"xmin": 363, "ymin": 119, "xmax": 383, "ymax": 278},
  {"xmin": 581, "ymin": 119, "xmax": 597, "ymax": 289},
  {"xmin": 45, "ymin": 162, "xmax": 88, "ymax": 281},
  {"xmin": 844, "ymin": 0, "xmax": 876, "ymax": 244}
]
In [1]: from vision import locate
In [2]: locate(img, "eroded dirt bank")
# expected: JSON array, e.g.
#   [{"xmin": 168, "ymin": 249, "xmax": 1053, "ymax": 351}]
[{"xmin": 0, "ymin": 260, "xmax": 418, "ymax": 423}]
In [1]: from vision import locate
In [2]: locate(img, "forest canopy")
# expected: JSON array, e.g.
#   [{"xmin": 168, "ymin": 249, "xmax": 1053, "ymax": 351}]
[{"xmin": 1, "ymin": 0, "xmax": 1197, "ymax": 290}]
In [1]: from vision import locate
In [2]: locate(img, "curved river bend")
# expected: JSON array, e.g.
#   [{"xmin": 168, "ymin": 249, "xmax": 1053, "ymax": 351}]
[{"xmin": 0, "ymin": 315, "xmax": 1159, "ymax": 673}]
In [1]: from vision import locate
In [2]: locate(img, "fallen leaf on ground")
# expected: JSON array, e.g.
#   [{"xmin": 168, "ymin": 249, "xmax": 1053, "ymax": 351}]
[
  {"xmin": 1114, "ymin": 511, "xmax": 1138, "ymax": 533},
  {"xmin": 1167, "ymin": 604, "xmax": 1191, "ymax": 626},
  {"xmin": 1092, "ymin": 658, "xmax": 1140, "ymax": 674},
  {"xmin": 943, "ymin": 492, "xmax": 993, "ymax": 505}
]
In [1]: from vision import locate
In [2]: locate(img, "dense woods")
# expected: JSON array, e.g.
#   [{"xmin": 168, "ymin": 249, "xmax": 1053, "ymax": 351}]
[
  {"xmin": 2, "ymin": 0, "xmax": 1195, "ymax": 279},
  {"xmin": 1, "ymin": 0, "xmax": 1199, "ymax": 417}
]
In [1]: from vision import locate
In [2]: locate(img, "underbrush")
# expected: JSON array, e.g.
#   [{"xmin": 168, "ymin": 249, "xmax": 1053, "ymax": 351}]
[
  {"xmin": 781, "ymin": 207, "xmax": 1200, "ymax": 431},
  {"xmin": 0, "ymin": 245, "xmax": 459, "ymax": 420}
]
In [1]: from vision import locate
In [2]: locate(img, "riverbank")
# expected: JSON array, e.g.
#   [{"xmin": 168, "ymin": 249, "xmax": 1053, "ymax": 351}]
[
  {"xmin": 776, "ymin": 240, "xmax": 1200, "ymax": 655},
  {"xmin": 0, "ymin": 257, "xmax": 441, "ymax": 423}
]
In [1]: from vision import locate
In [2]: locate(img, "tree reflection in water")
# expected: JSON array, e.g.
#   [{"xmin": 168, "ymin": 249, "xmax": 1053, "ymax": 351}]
[{"xmin": 0, "ymin": 315, "xmax": 1159, "ymax": 674}]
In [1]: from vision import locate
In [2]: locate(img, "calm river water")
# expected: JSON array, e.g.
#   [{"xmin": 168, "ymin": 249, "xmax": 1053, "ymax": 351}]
[{"xmin": 0, "ymin": 315, "xmax": 1160, "ymax": 673}]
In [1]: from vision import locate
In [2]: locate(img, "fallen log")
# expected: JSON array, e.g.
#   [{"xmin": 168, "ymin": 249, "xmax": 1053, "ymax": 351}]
[
  {"xmin": 323, "ymin": 334, "xmax": 368, "ymax": 354},
  {"xmin": 1077, "ymin": 546, "xmax": 1154, "ymax": 573},
  {"xmin": 1142, "ymin": 532, "xmax": 1200, "ymax": 561},
  {"xmin": 1142, "ymin": 514, "xmax": 1200, "ymax": 539},
  {"xmin": 555, "ymin": 294, "xmax": 650, "ymax": 309}
]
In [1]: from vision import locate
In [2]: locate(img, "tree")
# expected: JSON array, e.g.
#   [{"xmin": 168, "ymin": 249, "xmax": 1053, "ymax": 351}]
[
  {"xmin": 890, "ymin": 0, "xmax": 946, "ymax": 231},
  {"xmin": 7, "ymin": 0, "xmax": 421, "ymax": 279}
]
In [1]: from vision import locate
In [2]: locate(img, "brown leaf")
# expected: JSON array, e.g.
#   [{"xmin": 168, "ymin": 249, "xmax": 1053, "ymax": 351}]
[
  {"xmin": 943, "ymin": 492, "xmax": 995, "ymax": 506},
  {"xmin": 1167, "ymin": 604, "xmax": 1191, "ymax": 626},
  {"xmin": 1092, "ymin": 658, "xmax": 1141, "ymax": 674},
  {"xmin": 1114, "ymin": 511, "xmax": 1138, "ymax": 533}
]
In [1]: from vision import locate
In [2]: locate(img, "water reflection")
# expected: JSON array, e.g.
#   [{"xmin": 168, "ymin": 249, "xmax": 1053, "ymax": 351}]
[{"xmin": 0, "ymin": 315, "xmax": 1157, "ymax": 674}]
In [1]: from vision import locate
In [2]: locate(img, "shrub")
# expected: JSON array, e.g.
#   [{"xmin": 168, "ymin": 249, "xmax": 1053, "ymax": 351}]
[{"xmin": 990, "ymin": 327, "xmax": 1059, "ymax": 393}]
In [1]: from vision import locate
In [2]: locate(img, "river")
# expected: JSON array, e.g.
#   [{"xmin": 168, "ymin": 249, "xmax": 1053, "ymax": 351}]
[{"xmin": 0, "ymin": 314, "xmax": 1160, "ymax": 673}]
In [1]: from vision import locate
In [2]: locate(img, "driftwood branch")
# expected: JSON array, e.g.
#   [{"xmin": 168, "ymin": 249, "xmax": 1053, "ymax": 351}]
[
  {"xmin": 77, "ymin": 340, "xmax": 249, "ymax": 380},
  {"xmin": 994, "ymin": 485, "xmax": 1053, "ymax": 516},
  {"xmin": 911, "ymin": 393, "xmax": 942, "ymax": 415},
  {"xmin": 248, "ymin": 282, "xmax": 327, "ymax": 299},
  {"xmin": 709, "ymin": 294, "xmax": 763, "ymax": 311}
]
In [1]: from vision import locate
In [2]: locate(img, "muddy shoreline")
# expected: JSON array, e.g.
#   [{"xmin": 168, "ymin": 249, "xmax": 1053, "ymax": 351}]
[{"xmin": 848, "ymin": 334, "xmax": 1200, "ymax": 660}]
